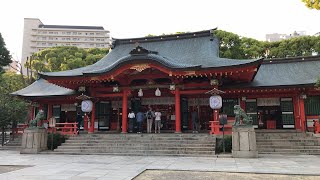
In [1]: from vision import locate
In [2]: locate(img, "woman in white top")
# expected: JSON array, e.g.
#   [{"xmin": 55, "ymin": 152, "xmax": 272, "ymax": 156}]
[
  {"xmin": 154, "ymin": 110, "xmax": 161, "ymax": 133},
  {"xmin": 128, "ymin": 110, "xmax": 135, "ymax": 133}
]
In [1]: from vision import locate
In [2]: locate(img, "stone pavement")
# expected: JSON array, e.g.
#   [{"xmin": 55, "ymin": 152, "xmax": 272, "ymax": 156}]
[{"xmin": 0, "ymin": 150, "xmax": 320, "ymax": 180}]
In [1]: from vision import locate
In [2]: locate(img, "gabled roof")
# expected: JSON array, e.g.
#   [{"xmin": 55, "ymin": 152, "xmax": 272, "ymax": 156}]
[
  {"xmin": 224, "ymin": 55, "xmax": 320, "ymax": 88},
  {"xmin": 11, "ymin": 79, "xmax": 75, "ymax": 97},
  {"xmin": 39, "ymin": 29, "xmax": 261, "ymax": 78}
]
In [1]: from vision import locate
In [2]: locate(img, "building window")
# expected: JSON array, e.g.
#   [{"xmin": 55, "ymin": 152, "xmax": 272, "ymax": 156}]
[
  {"xmin": 67, "ymin": 32, "xmax": 71, "ymax": 35},
  {"xmin": 90, "ymin": 44, "xmax": 94, "ymax": 47},
  {"xmin": 42, "ymin": 37, "xmax": 46, "ymax": 40},
  {"xmin": 305, "ymin": 96, "xmax": 320, "ymax": 115},
  {"xmin": 73, "ymin": 38, "xmax": 78, "ymax": 41},
  {"xmin": 49, "ymin": 32, "xmax": 53, "ymax": 34},
  {"xmin": 42, "ymin": 43, "xmax": 46, "ymax": 46},
  {"xmin": 66, "ymin": 38, "xmax": 71, "ymax": 40},
  {"xmin": 90, "ymin": 38, "xmax": 94, "ymax": 41},
  {"xmin": 49, "ymin": 37, "xmax": 54, "ymax": 40},
  {"xmin": 54, "ymin": 32, "xmax": 58, "ymax": 34},
  {"xmin": 90, "ymin": 32, "xmax": 94, "ymax": 35},
  {"xmin": 73, "ymin": 32, "xmax": 77, "ymax": 35},
  {"xmin": 62, "ymin": 32, "xmax": 66, "ymax": 34},
  {"xmin": 62, "ymin": 38, "xmax": 66, "ymax": 40},
  {"xmin": 48, "ymin": 43, "xmax": 53, "ymax": 46}
]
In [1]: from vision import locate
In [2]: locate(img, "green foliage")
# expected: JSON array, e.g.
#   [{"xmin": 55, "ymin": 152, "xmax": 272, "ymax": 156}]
[
  {"xmin": 0, "ymin": 72, "xmax": 29, "ymax": 128},
  {"xmin": 216, "ymin": 135, "xmax": 232, "ymax": 153},
  {"xmin": 25, "ymin": 46, "xmax": 109, "ymax": 73},
  {"xmin": 0, "ymin": 33, "xmax": 12, "ymax": 72},
  {"xmin": 47, "ymin": 133, "xmax": 66, "ymax": 150},
  {"xmin": 302, "ymin": 0, "xmax": 320, "ymax": 10},
  {"xmin": 214, "ymin": 30, "xmax": 320, "ymax": 59}
]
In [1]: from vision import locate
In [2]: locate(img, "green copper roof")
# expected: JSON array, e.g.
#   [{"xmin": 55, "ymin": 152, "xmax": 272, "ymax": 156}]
[
  {"xmin": 11, "ymin": 79, "xmax": 75, "ymax": 97},
  {"xmin": 39, "ymin": 29, "xmax": 261, "ymax": 77}
]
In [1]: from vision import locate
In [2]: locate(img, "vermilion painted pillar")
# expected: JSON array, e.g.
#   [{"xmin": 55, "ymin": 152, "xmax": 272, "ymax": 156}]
[
  {"xmin": 240, "ymin": 99, "xmax": 246, "ymax": 111},
  {"xmin": 299, "ymin": 98, "xmax": 306, "ymax": 132},
  {"xmin": 47, "ymin": 104, "xmax": 53, "ymax": 119},
  {"xmin": 213, "ymin": 109, "xmax": 219, "ymax": 122},
  {"xmin": 293, "ymin": 96, "xmax": 301, "ymax": 130},
  {"xmin": 121, "ymin": 89, "xmax": 128, "ymax": 133},
  {"xmin": 84, "ymin": 113, "xmax": 89, "ymax": 130},
  {"xmin": 175, "ymin": 87, "xmax": 181, "ymax": 133},
  {"xmin": 88, "ymin": 103, "xmax": 95, "ymax": 133}
]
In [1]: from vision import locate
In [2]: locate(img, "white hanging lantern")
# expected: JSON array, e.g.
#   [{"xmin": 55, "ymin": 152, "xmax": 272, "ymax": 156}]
[
  {"xmin": 155, "ymin": 88, "xmax": 161, "ymax": 96},
  {"xmin": 81, "ymin": 100, "xmax": 93, "ymax": 112},
  {"xmin": 138, "ymin": 89, "xmax": 143, "ymax": 97}
]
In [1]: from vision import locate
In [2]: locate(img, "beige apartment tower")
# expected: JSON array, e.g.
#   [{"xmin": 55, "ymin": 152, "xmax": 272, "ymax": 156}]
[{"xmin": 21, "ymin": 18, "xmax": 111, "ymax": 75}]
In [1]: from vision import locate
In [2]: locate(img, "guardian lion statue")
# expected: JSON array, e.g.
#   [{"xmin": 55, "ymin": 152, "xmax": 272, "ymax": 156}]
[
  {"xmin": 29, "ymin": 110, "xmax": 44, "ymax": 128},
  {"xmin": 233, "ymin": 105, "xmax": 253, "ymax": 126}
]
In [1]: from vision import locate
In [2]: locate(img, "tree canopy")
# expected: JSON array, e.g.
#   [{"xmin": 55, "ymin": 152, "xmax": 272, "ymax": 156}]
[
  {"xmin": 25, "ymin": 46, "xmax": 109, "ymax": 73},
  {"xmin": 302, "ymin": 0, "xmax": 320, "ymax": 10},
  {"xmin": 0, "ymin": 72, "xmax": 29, "ymax": 129},
  {"xmin": 213, "ymin": 30, "xmax": 320, "ymax": 59},
  {"xmin": 0, "ymin": 33, "xmax": 12, "ymax": 73}
]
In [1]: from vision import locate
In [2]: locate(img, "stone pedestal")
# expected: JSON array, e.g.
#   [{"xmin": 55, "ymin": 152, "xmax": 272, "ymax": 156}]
[
  {"xmin": 232, "ymin": 126, "xmax": 258, "ymax": 158},
  {"xmin": 20, "ymin": 128, "xmax": 47, "ymax": 154}
]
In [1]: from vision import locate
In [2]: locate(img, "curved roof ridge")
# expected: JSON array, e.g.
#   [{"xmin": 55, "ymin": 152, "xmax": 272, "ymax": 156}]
[
  {"xmin": 84, "ymin": 54, "xmax": 201, "ymax": 74},
  {"xmin": 11, "ymin": 79, "xmax": 75, "ymax": 97},
  {"xmin": 113, "ymin": 28, "xmax": 217, "ymax": 45}
]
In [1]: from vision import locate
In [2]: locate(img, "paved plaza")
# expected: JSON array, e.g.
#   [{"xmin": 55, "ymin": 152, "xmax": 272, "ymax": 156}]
[{"xmin": 0, "ymin": 151, "xmax": 320, "ymax": 180}]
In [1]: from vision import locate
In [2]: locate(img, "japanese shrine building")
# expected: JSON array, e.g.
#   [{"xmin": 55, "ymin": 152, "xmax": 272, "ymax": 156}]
[{"xmin": 13, "ymin": 29, "xmax": 320, "ymax": 134}]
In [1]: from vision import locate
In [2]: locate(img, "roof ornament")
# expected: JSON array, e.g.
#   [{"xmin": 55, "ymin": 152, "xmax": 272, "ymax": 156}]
[{"xmin": 130, "ymin": 45, "xmax": 158, "ymax": 56}]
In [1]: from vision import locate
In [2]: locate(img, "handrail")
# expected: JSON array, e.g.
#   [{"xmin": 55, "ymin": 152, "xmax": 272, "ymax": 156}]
[{"xmin": 48, "ymin": 122, "xmax": 78, "ymax": 136}]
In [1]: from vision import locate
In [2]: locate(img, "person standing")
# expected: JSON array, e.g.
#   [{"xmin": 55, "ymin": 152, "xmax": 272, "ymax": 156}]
[
  {"xmin": 191, "ymin": 108, "xmax": 199, "ymax": 133},
  {"xmin": 128, "ymin": 110, "xmax": 135, "ymax": 133},
  {"xmin": 76, "ymin": 112, "xmax": 82, "ymax": 134},
  {"xmin": 146, "ymin": 106, "xmax": 154, "ymax": 133},
  {"xmin": 154, "ymin": 109, "xmax": 162, "ymax": 133},
  {"xmin": 136, "ymin": 110, "xmax": 144, "ymax": 133}
]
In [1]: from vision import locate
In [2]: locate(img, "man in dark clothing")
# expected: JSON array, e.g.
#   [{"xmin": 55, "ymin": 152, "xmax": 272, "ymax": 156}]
[
  {"xmin": 191, "ymin": 108, "xmax": 199, "ymax": 133},
  {"xmin": 136, "ymin": 110, "xmax": 144, "ymax": 133},
  {"xmin": 76, "ymin": 112, "xmax": 82, "ymax": 134}
]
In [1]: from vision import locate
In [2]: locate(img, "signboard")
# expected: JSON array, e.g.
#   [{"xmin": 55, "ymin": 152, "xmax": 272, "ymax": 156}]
[
  {"xmin": 81, "ymin": 100, "xmax": 93, "ymax": 112},
  {"xmin": 257, "ymin": 98, "xmax": 280, "ymax": 106},
  {"xmin": 219, "ymin": 114, "xmax": 228, "ymax": 125},
  {"xmin": 61, "ymin": 104, "xmax": 76, "ymax": 111},
  {"xmin": 209, "ymin": 95, "xmax": 222, "ymax": 109}
]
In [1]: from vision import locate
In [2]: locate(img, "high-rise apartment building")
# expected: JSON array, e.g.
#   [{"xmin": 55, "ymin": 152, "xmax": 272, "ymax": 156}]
[
  {"xmin": 265, "ymin": 31, "xmax": 306, "ymax": 42},
  {"xmin": 21, "ymin": 18, "xmax": 111, "ymax": 75}
]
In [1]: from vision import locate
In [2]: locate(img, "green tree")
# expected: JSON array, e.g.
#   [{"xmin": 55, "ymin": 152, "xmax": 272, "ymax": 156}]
[
  {"xmin": 0, "ymin": 33, "xmax": 12, "ymax": 73},
  {"xmin": 302, "ymin": 0, "xmax": 320, "ymax": 10},
  {"xmin": 25, "ymin": 46, "xmax": 109, "ymax": 75},
  {"xmin": 0, "ymin": 72, "xmax": 29, "ymax": 145},
  {"xmin": 213, "ymin": 30, "xmax": 245, "ymax": 59}
]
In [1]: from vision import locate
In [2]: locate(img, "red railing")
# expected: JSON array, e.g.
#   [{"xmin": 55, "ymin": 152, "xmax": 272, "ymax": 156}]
[
  {"xmin": 12, "ymin": 124, "xmax": 28, "ymax": 134},
  {"xmin": 48, "ymin": 123, "xmax": 78, "ymax": 136}
]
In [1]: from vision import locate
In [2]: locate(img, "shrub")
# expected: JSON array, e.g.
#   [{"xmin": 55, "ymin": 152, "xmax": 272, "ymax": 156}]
[
  {"xmin": 216, "ymin": 135, "xmax": 232, "ymax": 153},
  {"xmin": 47, "ymin": 133, "xmax": 66, "ymax": 150}
]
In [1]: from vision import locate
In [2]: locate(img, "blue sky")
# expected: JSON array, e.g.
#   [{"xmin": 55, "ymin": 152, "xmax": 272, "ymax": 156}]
[{"xmin": 0, "ymin": 0, "xmax": 319, "ymax": 61}]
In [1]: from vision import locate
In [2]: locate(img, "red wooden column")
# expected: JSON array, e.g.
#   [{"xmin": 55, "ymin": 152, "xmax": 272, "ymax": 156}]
[
  {"xmin": 84, "ymin": 113, "xmax": 89, "ymax": 130},
  {"xmin": 240, "ymin": 98, "xmax": 246, "ymax": 111},
  {"xmin": 293, "ymin": 96, "xmax": 301, "ymax": 131},
  {"xmin": 121, "ymin": 89, "xmax": 128, "ymax": 133},
  {"xmin": 47, "ymin": 104, "xmax": 53, "ymax": 119},
  {"xmin": 175, "ymin": 87, "xmax": 181, "ymax": 133},
  {"xmin": 88, "ymin": 103, "xmax": 96, "ymax": 133},
  {"xmin": 299, "ymin": 97, "xmax": 306, "ymax": 132}
]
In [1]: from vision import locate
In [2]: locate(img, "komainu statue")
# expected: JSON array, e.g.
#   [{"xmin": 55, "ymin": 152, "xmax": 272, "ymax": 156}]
[
  {"xmin": 233, "ymin": 105, "xmax": 253, "ymax": 126},
  {"xmin": 29, "ymin": 110, "xmax": 44, "ymax": 128}
]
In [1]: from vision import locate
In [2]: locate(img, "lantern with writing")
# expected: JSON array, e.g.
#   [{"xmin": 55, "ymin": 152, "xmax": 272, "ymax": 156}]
[
  {"xmin": 209, "ymin": 95, "xmax": 222, "ymax": 109},
  {"xmin": 81, "ymin": 100, "xmax": 93, "ymax": 112}
]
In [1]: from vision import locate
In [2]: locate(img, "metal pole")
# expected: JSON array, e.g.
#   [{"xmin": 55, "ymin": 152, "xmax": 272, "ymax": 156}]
[
  {"xmin": 51, "ymin": 128, "xmax": 54, "ymax": 151},
  {"xmin": 222, "ymin": 123, "xmax": 225, "ymax": 153}
]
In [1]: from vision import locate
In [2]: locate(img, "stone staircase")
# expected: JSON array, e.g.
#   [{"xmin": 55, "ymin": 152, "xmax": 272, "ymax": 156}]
[
  {"xmin": 0, "ymin": 133, "xmax": 22, "ymax": 150},
  {"xmin": 256, "ymin": 130, "xmax": 320, "ymax": 155},
  {"xmin": 53, "ymin": 133, "xmax": 216, "ymax": 156}
]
